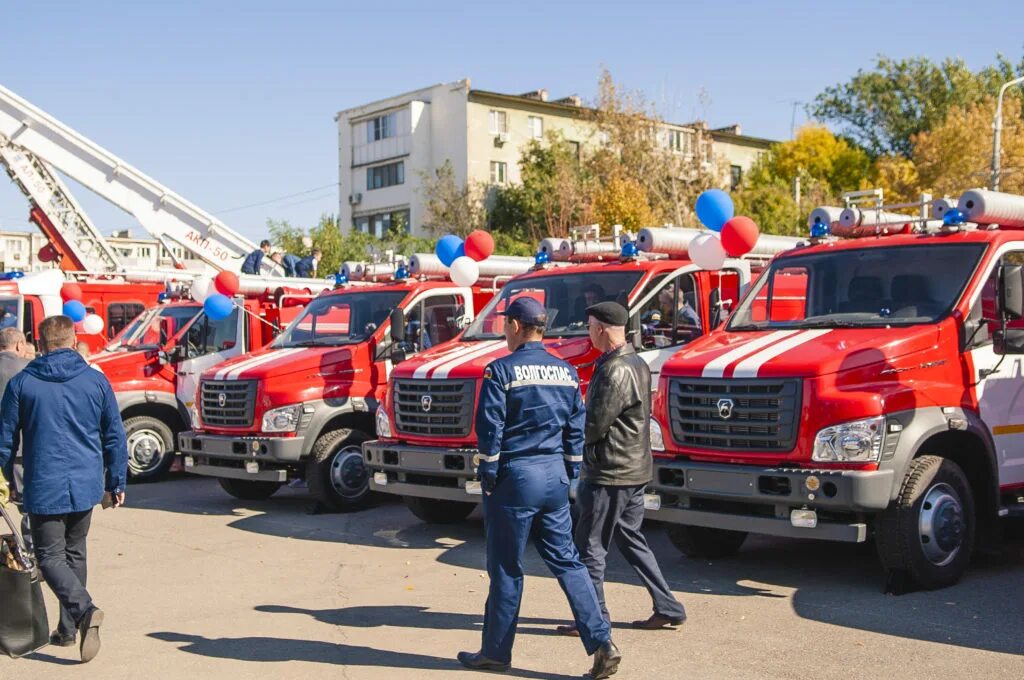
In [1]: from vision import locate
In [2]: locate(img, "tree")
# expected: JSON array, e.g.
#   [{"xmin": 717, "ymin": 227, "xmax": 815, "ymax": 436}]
[
  {"xmin": 731, "ymin": 181, "xmax": 803, "ymax": 237},
  {"xmin": 591, "ymin": 175, "xmax": 654, "ymax": 231},
  {"xmin": 417, "ymin": 160, "xmax": 486, "ymax": 237},
  {"xmin": 762, "ymin": 124, "xmax": 872, "ymax": 195},
  {"xmin": 811, "ymin": 55, "xmax": 1024, "ymax": 158},
  {"xmin": 871, "ymin": 155, "xmax": 921, "ymax": 205}
]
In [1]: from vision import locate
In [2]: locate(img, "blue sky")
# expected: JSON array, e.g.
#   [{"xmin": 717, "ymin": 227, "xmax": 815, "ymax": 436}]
[{"xmin": 1, "ymin": 0, "xmax": 1022, "ymax": 243}]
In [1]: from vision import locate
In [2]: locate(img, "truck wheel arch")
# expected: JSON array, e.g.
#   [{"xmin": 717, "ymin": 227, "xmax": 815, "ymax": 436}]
[
  {"xmin": 301, "ymin": 410, "xmax": 376, "ymax": 459},
  {"xmin": 119, "ymin": 401, "xmax": 187, "ymax": 436}
]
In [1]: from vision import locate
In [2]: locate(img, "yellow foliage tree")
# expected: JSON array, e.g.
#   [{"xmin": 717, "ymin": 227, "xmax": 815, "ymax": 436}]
[
  {"xmin": 872, "ymin": 155, "xmax": 921, "ymax": 204},
  {"xmin": 592, "ymin": 175, "xmax": 654, "ymax": 232},
  {"xmin": 913, "ymin": 97, "xmax": 1024, "ymax": 196},
  {"xmin": 768, "ymin": 124, "xmax": 872, "ymax": 194}
]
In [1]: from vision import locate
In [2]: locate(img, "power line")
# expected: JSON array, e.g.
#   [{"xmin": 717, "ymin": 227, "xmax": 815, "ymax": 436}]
[{"xmin": 214, "ymin": 183, "xmax": 340, "ymax": 215}]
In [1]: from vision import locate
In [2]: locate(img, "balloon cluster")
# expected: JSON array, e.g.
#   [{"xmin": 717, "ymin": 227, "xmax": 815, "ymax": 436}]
[
  {"xmin": 691, "ymin": 189, "xmax": 761, "ymax": 270},
  {"xmin": 434, "ymin": 230, "xmax": 495, "ymax": 287},
  {"xmin": 60, "ymin": 283, "xmax": 105, "ymax": 335},
  {"xmin": 192, "ymin": 271, "xmax": 241, "ymax": 321}
]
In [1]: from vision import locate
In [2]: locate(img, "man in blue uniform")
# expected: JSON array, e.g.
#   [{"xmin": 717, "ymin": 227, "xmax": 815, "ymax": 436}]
[
  {"xmin": 458, "ymin": 296, "xmax": 622, "ymax": 679},
  {"xmin": 295, "ymin": 249, "xmax": 322, "ymax": 278},
  {"xmin": 241, "ymin": 240, "xmax": 272, "ymax": 275}
]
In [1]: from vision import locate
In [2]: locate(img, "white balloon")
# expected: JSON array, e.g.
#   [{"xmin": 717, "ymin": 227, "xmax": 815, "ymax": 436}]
[
  {"xmin": 689, "ymin": 232, "xmax": 727, "ymax": 270},
  {"xmin": 449, "ymin": 256, "xmax": 480, "ymax": 287},
  {"xmin": 191, "ymin": 275, "xmax": 213, "ymax": 302},
  {"xmin": 82, "ymin": 314, "xmax": 105, "ymax": 335}
]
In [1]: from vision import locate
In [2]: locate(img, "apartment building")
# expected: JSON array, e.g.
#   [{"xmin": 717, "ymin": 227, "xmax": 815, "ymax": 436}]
[
  {"xmin": 0, "ymin": 229, "xmax": 199, "ymax": 272},
  {"xmin": 336, "ymin": 79, "xmax": 775, "ymax": 238}
]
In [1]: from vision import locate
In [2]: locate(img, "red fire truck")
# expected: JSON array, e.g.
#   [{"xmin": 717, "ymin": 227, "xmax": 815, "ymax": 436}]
[
  {"xmin": 649, "ymin": 189, "xmax": 1024, "ymax": 590},
  {"xmin": 176, "ymin": 260, "xmax": 534, "ymax": 510},
  {"xmin": 363, "ymin": 228, "xmax": 798, "ymax": 524}
]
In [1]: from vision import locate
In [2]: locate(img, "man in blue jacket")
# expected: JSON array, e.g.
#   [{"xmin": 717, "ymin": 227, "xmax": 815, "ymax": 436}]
[
  {"xmin": 0, "ymin": 315, "xmax": 128, "ymax": 664},
  {"xmin": 241, "ymin": 239, "xmax": 272, "ymax": 275},
  {"xmin": 457, "ymin": 296, "xmax": 621, "ymax": 679},
  {"xmin": 295, "ymin": 248, "xmax": 322, "ymax": 278}
]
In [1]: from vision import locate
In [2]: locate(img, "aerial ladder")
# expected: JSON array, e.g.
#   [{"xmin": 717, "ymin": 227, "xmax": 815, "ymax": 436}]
[{"xmin": 0, "ymin": 83, "xmax": 283, "ymax": 276}]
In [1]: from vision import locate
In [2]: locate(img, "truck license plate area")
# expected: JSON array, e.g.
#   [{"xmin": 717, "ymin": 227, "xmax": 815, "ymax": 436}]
[
  {"xmin": 401, "ymin": 450, "xmax": 446, "ymax": 471},
  {"xmin": 686, "ymin": 470, "xmax": 754, "ymax": 496}
]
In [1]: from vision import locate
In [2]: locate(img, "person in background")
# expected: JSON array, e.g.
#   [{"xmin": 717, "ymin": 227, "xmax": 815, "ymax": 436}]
[
  {"xmin": 76, "ymin": 341, "xmax": 91, "ymax": 359},
  {"xmin": 0, "ymin": 328, "xmax": 31, "ymax": 551},
  {"xmin": 295, "ymin": 249, "xmax": 322, "ymax": 278},
  {"xmin": 241, "ymin": 239, "xmax": 272, "ymax": 275},
  {"xmin": 0, "ymin": 315, "xmax": 128, "ymax": 663},
  {"xmin": 23, "ymin": 342, "xmax": 37, "ymax": 359},
  {"xmin": 270, "ymin": 251, "xmax": 303, "ymax": 278},
  {"xmin": 557, "ymin": 302, "xmax": 686, "ymax": 638}
]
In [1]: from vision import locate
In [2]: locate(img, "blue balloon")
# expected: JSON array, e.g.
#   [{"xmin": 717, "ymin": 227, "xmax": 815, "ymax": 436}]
[
  {"xmin": 435, "ymin": 234, "xmax": 465, "ymax": 267},
  {"xmin": 62, "ymin": 300, "xmax": 86, "ymax": 323},
  {"xmin": 203, "ymin": 293, "xmax": 234, "ymax": 321},
  {"xmin": 695, "ymin": 189, "xmax": 734, "ymax": 232}
]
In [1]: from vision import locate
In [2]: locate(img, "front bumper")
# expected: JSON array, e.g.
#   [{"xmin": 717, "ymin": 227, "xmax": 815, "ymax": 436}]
[
  {"xmin": 648, "ymin": 459, "xmax": 895, "ymax": 543},
  {"xmin": 178, "ymin": 431, "xmax": 306, "ymax": 482},
  {"xmin": 363, "ymin": 439, "xmax": 481, "ymax": 503}
]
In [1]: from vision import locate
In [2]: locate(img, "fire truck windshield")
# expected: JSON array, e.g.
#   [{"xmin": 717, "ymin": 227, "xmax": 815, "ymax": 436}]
[
  {"xmin": 274, "ymin": 290, "xmax": 407, "ymax": 348},
  {"xmin": 120, "ymin": 305, "xmax": 201, "ymax": 350},
  {"xmin": 728, "ymin": 243, "xmax": 986, "ymax": 331},
  {"xmin": 463, "ymin": 271, "xmax": 643, "ymax": 340}
]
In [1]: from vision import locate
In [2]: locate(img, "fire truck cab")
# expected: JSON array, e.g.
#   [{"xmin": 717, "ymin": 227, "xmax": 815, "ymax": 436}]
[{"xmin": 650, "ymin": 189, "xmax": 1024, "ymax": 591}]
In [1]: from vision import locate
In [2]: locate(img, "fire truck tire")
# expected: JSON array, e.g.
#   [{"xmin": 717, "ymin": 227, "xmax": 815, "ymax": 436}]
[
  {"xmin": 124, "ymin": 416, "xmax": 177, "ymax": 482},
  {"xmin": 665, "ymin": 525, "xmax": 747, "ymax": 559},
  {"xmin": 217, "ymin": 478, "xmax": 283, "ymax": 500},
  {"xmin": 875, "ymin": 455, "xmax": 975, "ymax": 590},
  {"xmin": 404, "ymin": 497, "xmax": 475, "ymax": 524},
  {"xmin": 306, "ymin": 428, "xmax": 372, "ymax": 511}
]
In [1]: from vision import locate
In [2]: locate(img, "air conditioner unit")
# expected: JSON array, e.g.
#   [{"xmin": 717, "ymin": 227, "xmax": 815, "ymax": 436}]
[
  {"xmin": 497, "ymin": 132, "xmax": 511, "ymax": 144},
  {"xmin": 349, "ymin": 192, "xmax": 362, "ymax": 205},
  {"xmin": 12, "ymin": 253, "xmax": 21, "ymax": 261}
]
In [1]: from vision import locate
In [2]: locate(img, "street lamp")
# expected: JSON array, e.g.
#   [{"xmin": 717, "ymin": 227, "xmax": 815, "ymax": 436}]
[{"xmin": 992, "ymin": 75, "xmax": 1024, "ymax": 191}]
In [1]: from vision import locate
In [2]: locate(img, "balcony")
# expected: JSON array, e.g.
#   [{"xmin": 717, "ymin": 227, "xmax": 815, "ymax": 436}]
[{"xmin": 352, "ymin": 135, "xmax": 412, "ymax": 167}]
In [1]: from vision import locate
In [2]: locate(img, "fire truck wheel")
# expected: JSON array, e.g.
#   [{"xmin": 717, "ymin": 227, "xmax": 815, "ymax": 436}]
[
  {"xmin": 306, "ymin": 429, "xmax": 372, "ymax": 511},
  {"xmin": 665, "ymin": 525, "xmax": 747, "ymax": 559},
  {"xmin": 217, "ymin": 478, "xmax": 283, "ymax": 500},
  {"xmin": 124, "ymin": 416, "xmax": 176, "ymax": 482},
  {"xmin": 875, "ymin": 455, "xmax": 975, "ymax": 590},
  {"xmin": 404, "ymin": 497, "xmax": 475, "ymax": 524}
]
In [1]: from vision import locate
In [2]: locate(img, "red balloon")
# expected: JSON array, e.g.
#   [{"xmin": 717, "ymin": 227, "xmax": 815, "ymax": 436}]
[
  {"xmin": 464, "ymin": 230, "xmax": 495, "ymax": 262},
  {"xmin": 38, "ymin": 245, "xmax": 57, "ymax": 263},
  {"xmin": 61, "ymin": 282, "xmax": 84, "ymax": 302},
  {"xmin": 214, "ymin": 271, "xmax": 240, "ymax": 296},
  {"xmin": 720, "ymin": 216, "xmax": 760, "ymax": 257}
]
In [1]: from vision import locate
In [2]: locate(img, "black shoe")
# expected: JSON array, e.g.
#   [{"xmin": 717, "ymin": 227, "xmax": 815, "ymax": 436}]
[
  {"xmin": 631, "ymin": 612, "xmax": 686, "ymax": 630},
  {"xmin": 77, "ymin": 607, "xmax": 104, "ymax": 663},
  {"xmin": 49, "ymin": 631, "xmax": 76, "ymax": 647},
  {"xmin": 555, "ymin": 624, "xmax": 580, "ymax": 637},
  {"xmin": 588, "ymin": 640, "xmax": 621, "ymax": 679},
  {"xmin": 457, "ymin": 650, "xmax": 510, "ymax": 672}
]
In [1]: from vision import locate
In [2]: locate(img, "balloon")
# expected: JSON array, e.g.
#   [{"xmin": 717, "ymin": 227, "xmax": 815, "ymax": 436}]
[
  {"xmin": 191, "ymin": 275, "xmax": 213, "ymax": 302},
  {"xmin": 695, "ymin": 189, "xmax": 734, "ymax": 232},
  {"xmin": 60, "ymin": 282, "xmax": 83, "ymax": 302},
  {"xmin": 214, "ymin": 271, "xmax": 240, "ymax": 296},
  {"xmin": 720, "ymin": 216, "xmax": 760, "ymax": 257},
  {"xmin": 203, "ymin": 293, "xmax": 234, "ymax": 321},
  {"xmin": 62, "ymin": 300, "xmax": 87, "ymax": 323},
  {"xmin": 464, "ymin": 230, "xmax": 495, "ymax": 262},
  {"xmin": 449, "ymin": 256, "xmax": 480, "ymax": 287},
  {"xmin": 689, "ymin": 233, "xmax": 727, "ymax": 270},
  {"xmin": 37, "ymin": 245, "xmax": 57, "ymax": 263},
  {"xmin": 435, "ymin": 234, "xmax": 465, "ymax": 267},
  {"xmin": 82, "ymin": 314, "xmax": 105, "ymax": 335}
]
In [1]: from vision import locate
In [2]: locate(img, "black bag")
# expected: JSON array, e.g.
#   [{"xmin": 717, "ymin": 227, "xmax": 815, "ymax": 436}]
[{"xmin": 0, "ymin": 505, "xmax": 49, "ymax": 658}]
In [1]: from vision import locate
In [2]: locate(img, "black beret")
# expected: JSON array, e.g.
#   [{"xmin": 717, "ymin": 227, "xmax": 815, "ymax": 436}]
[{"xmin": 586, "ymin": 301, "xmax": 628, "ymax": 327}]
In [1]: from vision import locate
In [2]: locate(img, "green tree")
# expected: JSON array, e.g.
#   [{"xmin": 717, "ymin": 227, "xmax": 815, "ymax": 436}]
[
  {"xmin": 417, "ymin": 160, "xmax": 487, "ymax": 237},
  {"xmin": 764, "ymin": 124, "xmax": 872, "ymax": 195},
  {"xmin": 732, "ymin": 180, "xmax": 803, "ymax": 236},
  {"xmin": 811, "ymin": 55, "xmax": 1024, "ymax": 158}
]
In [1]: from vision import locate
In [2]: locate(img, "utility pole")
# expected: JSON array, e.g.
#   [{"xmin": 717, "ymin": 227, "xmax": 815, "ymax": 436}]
[{"xmin": 992, "ymin": 75, "xmax": 1024, "ymax": 191}]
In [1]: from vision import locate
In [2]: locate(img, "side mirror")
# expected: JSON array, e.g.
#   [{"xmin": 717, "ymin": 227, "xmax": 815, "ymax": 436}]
[
  {"xmin": 1001, "ymin": 265, "xmax": 1024, "ymax": 320},
  {"xmin": 390, "ymin": 308, "xmax": 405, "ymax": 344},
  {"xmin": 627, "ymin": 312, "xmax": 642, "ymax": 350}
]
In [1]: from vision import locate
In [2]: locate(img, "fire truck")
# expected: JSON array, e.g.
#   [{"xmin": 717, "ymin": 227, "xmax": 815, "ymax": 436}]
[
  {"xmin": 176, "ymin": 257, "xmax": 534, "ymax": 510},
  {"xmin": 649, "ymin": 188, "xmax": 1024, "ymax": 591},
  {"xmin": 363, "ymin": 226, "xmax": 801, "ymax": 524}
]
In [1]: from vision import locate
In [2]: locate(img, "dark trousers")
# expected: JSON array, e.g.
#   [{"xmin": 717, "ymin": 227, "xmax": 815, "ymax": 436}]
[
  {"xmin": 29, "ymin": 510, "xmax": 95, "ymax": 636},
  {"xmin": 575, "ymin": 481, "xmax": 686, "ymax": 621},
  {"xmin": 482, "ymin": 454, "xmax": 610, "ymax": 663},
  {"xmin": 10, "ymin": 459, "xmax": 33, "ymax": 553}
]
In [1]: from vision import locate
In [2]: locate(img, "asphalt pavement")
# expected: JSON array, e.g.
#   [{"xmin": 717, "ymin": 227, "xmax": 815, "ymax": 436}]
[{"xmin": 2, "ymin": 475, "xmax": 1022, "ymax": 679}]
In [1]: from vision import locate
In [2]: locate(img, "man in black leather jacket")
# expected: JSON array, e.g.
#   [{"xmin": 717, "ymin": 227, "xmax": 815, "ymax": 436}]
[{"xmin": 558, "ymin": 301, "xmax": 686, "ymax": 636}]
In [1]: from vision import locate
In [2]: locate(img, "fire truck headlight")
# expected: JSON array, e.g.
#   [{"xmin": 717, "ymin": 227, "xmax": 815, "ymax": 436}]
[
  {"xmin": 376, "ymin": 405, "xmax": 393, "ymax": 439},
  {"xmin": 812, "ymin": 416, "xmax": 885, "ymax": 463},
  {"xmin": 650, "ymin": 418, "xmax": 666, "ymax": 452},
  {"xmin": 261, "ymin": 405, "xmax": 302, "ymax": 433}
]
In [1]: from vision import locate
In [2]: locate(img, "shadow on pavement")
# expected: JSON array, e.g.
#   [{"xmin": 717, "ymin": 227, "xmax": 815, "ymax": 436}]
[{"xmin": 147, "ymin": 631, "xmax": 577, "ymax": 679}]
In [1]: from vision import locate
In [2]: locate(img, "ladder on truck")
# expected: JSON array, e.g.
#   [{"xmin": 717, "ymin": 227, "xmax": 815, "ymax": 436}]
[{"xmin": 0, "ymin": 83, "xmax": 282, "ymax": 276}]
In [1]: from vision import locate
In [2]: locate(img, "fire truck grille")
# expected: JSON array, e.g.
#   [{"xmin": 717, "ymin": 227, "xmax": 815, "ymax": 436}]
[
  {"xmin": 201, "ymin": 380, "xmax": 257, "ymax": 428},
  {"xmin": 393, "ymin": 379, "xmax": 475, "ymax": 437},
  {"xmin": 667, "ymin": 378, "xmax": 801, "ymax": 452}
]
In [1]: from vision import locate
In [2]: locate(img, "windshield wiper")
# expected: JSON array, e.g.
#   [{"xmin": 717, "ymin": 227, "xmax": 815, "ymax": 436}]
[
  {"xmin": 728, "ymin": 323, "xmax": 767, "ymax": 331},
  {"xmin": 796, "ymin": 319, "xmax": 869, "ymax": 329},
  {"xmin": 280, "ymin": 338, "xmax": 353, "ymax": 347}
]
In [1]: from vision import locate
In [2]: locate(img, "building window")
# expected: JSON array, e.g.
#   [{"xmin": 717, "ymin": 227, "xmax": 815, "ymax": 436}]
[
  {"xmin": 568, "ymin": 141, "xmax": 581, "ymax": 161},
  {"xmin": 354, "ymin": 209, "xmax": 411, "ymax": 238},
  {"xmin": 528, "ymin": 116, "xmax": 543, "ymax": 139},
  {"xmin": 490, "ymin": 161, "xmax": 507, "ymax": 184},
  {"xmin": 667, "ymin": 129, "xmax": 695, "ymax": 156},
  {"xmin": 366, "ymin": 112, "xmax": 398, "ymax": 143},
  {"xmin": 598, "ymin": 131, "xmax": 611, "ymax": 146},
  {"xmin": 489, "ymin": 110, "xmax": 508, "ymax": 134},
  {"xmin": 4, "ymin": 239, "xmax": 23, "ymax": 253},
  {"xmin": 730, "ymin": 165, "xmax": 743, "ymax": 191},
  {"xmin": 137, "ymin": 247, "xmax": 152, "ymax": 258},
  {"xmin": 366, "ymin": 161, "xmax": 405, "ymax": 190}
]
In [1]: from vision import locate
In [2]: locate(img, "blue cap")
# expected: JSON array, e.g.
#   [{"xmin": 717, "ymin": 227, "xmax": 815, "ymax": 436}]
[{"xmin": 499, "ymin": 296, "xmax": 547, "ymax": 326}]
